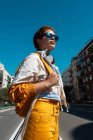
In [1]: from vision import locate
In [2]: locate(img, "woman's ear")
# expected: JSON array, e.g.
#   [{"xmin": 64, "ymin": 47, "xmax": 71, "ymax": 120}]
[{"xmin": 37, "ymin": 39, "xmax": 41, "ymax": 45}]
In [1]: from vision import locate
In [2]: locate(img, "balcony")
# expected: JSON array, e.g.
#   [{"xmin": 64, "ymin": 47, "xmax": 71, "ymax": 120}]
[
  {"xmin": 90, "ymin": 54, "xmax": 93, "ymax": 63},
  {"xmin": 77, "ymin": 56, "xmax": 84, "ymax": 65}
]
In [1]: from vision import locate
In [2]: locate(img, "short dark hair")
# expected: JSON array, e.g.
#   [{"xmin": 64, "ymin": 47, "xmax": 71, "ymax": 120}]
[{"xmin": 33, "ymin": 25, "xmax": 55, "ymax": 50}]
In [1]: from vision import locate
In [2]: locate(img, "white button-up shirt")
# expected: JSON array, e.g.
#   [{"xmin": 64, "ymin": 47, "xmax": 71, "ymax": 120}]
[{"xmin": 12, "ymin": 50, "xmax": 65, "ymax": 102}]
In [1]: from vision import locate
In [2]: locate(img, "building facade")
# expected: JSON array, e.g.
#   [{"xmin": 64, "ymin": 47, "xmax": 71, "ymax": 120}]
[
  {"xmin": 76, "ymin": 39, "xmax": 93, "ymax": 101},
  {"xmin": 0, "ymin": 63, "xmax": 12, "ymax": 89},
  {"xmin": 62, "ymin": 39, "xmax": 93, "ymax": 102},
  {"xmin": 62, "ymin": 66, "xmax": 72, "ymax": 87},
  {"xmin": 71, "ymin": 57, "xmax": 80, "ymax": 101}
]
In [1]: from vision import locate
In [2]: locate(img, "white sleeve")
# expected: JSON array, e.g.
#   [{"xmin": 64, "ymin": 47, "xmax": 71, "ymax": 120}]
[{"xmin": 12, "ymin": 54, "xmax": 40, "ymax": 84}]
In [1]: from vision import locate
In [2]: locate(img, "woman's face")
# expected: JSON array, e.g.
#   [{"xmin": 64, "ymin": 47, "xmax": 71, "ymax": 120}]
[{"xmin": 37, "ymin": 29, "xmax": 58, "ymax": 51}]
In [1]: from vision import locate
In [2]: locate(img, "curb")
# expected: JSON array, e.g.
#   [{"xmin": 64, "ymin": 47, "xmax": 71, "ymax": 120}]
[{"xmin": 0, "ymin": 106, "xmax": 15, "ymax": 113}]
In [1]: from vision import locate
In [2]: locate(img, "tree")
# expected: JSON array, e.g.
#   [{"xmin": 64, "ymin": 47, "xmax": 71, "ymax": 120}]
[{"xmin": 0, "ymin": 88, "xmax": 9, "ymax": 102}]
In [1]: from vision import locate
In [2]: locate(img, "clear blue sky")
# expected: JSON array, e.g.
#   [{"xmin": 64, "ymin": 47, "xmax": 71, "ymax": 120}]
[{"xmin": 0, "ymin": 0, "xmax": 93, "ymax": 75}]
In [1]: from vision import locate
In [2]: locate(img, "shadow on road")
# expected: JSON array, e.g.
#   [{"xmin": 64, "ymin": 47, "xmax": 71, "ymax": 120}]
[
  {"xmin": 68, "ymin": 109, "xmax": 93, "ymax": 121},
  {"xmin": 71, "ymin": 122, "xmax": 93, "ymax": 140}
]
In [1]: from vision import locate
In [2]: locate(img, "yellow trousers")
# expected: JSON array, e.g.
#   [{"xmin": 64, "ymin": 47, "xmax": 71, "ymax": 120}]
[{"xmin": 23, "ymin": 99, "xmax": 59, "ymax": 140}]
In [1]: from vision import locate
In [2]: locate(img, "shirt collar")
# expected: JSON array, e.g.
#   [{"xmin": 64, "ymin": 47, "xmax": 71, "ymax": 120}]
[
  {"xmin": 37, "ymin": 50, "xmax": 54, "ymax": 64},
  {"xmin": 37, "ymin": 50, "xmax": 47, "ymax": 58}
]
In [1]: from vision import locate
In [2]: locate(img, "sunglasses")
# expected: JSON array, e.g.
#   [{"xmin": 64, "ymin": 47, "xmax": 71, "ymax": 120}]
[{"xmin": 42, "ymin": 32, "xmax": 59, "ymax": 41}]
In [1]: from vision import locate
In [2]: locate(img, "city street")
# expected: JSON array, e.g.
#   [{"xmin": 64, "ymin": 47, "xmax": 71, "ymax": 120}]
[
  {"xmin": 0, "ymin": 107, "xmax": 93, "ymax": 140},
  {"xmin": 0, "ymin": 109, "xmax": 22, "ymax": 140},
  {"xmin": 0, "ymin": 1, "xmax": 93, "ymax": 140}
]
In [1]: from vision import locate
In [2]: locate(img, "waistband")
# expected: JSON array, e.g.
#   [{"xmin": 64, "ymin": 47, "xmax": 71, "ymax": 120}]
[
  {"xmin": 37, "ymin": 98, "xmax": 59, "ymax": 105},
  {"xmin": 33, "ymin": 98, "xmax": 60, "ymax": 116}
]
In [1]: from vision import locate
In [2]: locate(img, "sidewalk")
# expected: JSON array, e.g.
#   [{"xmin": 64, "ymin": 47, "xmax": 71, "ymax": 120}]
[
  {"xmin": 0, "ymin": 106, "xmax": 15, "ymax": 113},
  {"xmin": 70, "ymin": 102, "xmax": 93, "ymax": 110}
]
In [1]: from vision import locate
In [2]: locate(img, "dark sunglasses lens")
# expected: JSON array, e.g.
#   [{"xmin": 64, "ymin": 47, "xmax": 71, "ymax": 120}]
[
  {"xmin": 55, "ymin": 35, "xmax": 59, "ymax": 41},
  {"xmin": 44, "ymin": 32, "xmax": 59, "ymax": 41},
  {"xmin": 46, "ymin": 33, "xmax": 51, "ymax": 38}
]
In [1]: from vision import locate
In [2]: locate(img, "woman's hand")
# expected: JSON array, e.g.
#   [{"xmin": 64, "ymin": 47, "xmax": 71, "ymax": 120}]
[
  {"xmin": 35, "ymin": 72, "xmax": 59, "ymax": 94},
  {"xmin": 46, "ymin": 72, "xmax": 59, "ymax": 87}
]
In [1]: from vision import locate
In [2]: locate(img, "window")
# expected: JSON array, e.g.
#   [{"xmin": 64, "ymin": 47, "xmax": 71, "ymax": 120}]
[
  {"xmin": 81, "ymin": 63, "xmax": 83, "ymax": 68},
  {"xmin": 84, "ymin": 61, "xmax": 86, "ymax": 66},
  {"xmin": 87, "ymin": 58, "xmax": 90, "ymax": 64},
  {"xmin": 89, "ymin": 75, "xmax": 92, "ymax": 80},
  {"xmin": 83, "ymin": 79, "xmax": 85, "ymax": 83},
  {"xmin": 7, "ymin": 75, "xmax": 11, "ymax": 81},
  {"xmin": 0, "ymin": 82, "xmax": 2, "ymax": 84},
  {"xmin": 84, "ymin": 69, "xmax": 87, "ymax": 74},
  {"xmin": 91, "ymin": 63, "xmax": 93, "ymax": 71},
  {"xmin": 91, "ymin": 85, "xmax": 93, "ymax": 91},
  {"xmin": 86, "ymin": 85, "xmax": 89, "ymax": 90},
  {"xmin": 88, "ymin": 66, "xmax": 91, "ymax": 72},
  {"xmin": 90, "ymin": 54, "xmax": 93, "ymax": 62},
  {"xmin": 0, "ymin": 75, "xmax": 3, "ymax": 81},
  {"xmin": 83, "ymin": 54, "xmax": 85, "ymax": 59},
  {"xmin": 86, "ymin": 50, "xmax": 89, "ymax": 55},
  {"xmin": 86, "ymin": 77, "xmax": 88, "ymax": 82}
]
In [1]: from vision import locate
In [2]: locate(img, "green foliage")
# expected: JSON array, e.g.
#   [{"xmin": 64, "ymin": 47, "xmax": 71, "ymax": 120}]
[{"xmin": 0, "ymin": 87, "xmax": 9, "ymax": 102}]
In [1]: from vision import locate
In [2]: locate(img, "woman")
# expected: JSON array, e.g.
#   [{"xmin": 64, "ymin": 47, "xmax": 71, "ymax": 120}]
[{"xmin": 9, "ymin": 25, "xmax": 65, "ymax": 140}]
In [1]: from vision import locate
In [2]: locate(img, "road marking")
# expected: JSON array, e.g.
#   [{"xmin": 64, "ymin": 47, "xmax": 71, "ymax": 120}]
[
  {"xmin": 9, "ymin": 118, "xmax": 63, "ymax": 140},
  {"xmin": 59, "ymin": 136, "xmax": 63, "ymax": 140},
  {"xmin": 9, "ymin": 119, "xmax": 24, "ymax": 140}
]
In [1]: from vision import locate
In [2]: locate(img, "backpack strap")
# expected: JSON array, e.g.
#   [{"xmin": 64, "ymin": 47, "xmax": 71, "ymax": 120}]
[{"xmin": 35, "ymin": 52, "xmax": 53, "ymax": 75}]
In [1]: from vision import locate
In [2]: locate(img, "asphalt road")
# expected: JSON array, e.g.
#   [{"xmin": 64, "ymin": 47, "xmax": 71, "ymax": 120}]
[
  {"xmin": 0, "ymin": 107, "xmax": 93, "ymax": 140},
  {"xmin": 59, "ymin": 108, "xmax": 93, "ymax": 140},
  {"xmin": 0, "ymin": 109, "xmax": 22, "ymax": 140}
]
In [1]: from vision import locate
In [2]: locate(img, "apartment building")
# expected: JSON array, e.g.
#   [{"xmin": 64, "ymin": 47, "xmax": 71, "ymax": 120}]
[
  {"xmin": 71, "ymin": 57, "xmax": 80, "ymax": 101},
  {"xmin": 62, "ymin": 66, "xmax": 74, "ymax": 102},
  {"xmin": 77, "ymin": 39, "xmax": 93, "ymax": 101},
  {"xmin": 0, "ymin": 63, "xmax": 12, "ymax": 89},
  {"xmin": 62, "ymin": 38, "xmax": 93, "ymax": 102},
  {"xmin": 62, "ymin": 66, "xmax": 72, "ymax": 87}
]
